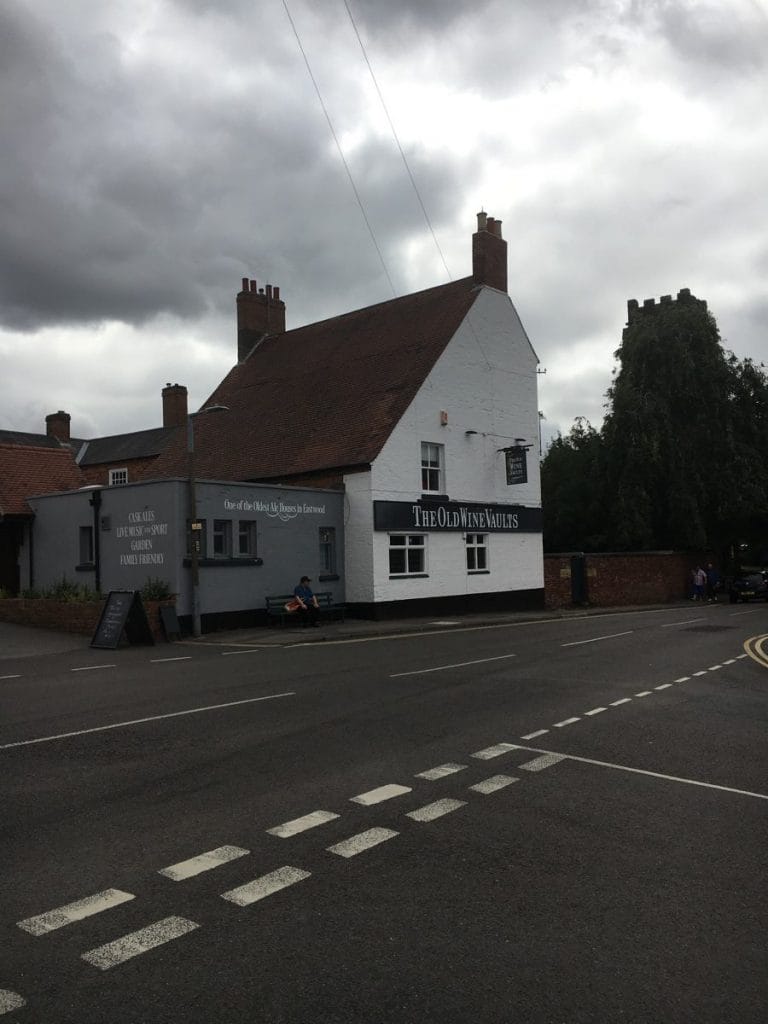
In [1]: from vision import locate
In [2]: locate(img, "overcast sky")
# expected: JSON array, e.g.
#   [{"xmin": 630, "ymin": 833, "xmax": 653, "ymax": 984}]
[{"xmin": 2, "ymin": 0, "xmax": 767, "ymax": 447}]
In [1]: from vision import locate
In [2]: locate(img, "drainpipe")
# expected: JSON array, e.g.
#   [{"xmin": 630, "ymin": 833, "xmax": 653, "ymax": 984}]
[{"xmin": 89, "ymin": 488, "xmax": 103, "ymax": 594}]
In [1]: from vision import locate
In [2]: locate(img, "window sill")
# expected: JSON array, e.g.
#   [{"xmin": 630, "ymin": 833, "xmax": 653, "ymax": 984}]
[
  {"xmin": 388, "ymin": 573, "xmax": 429, "ymax": 579},
  {"xmin": 75, "ymin": 562, "xmax": 95, "ymax": 572},
  {"xmin": 318, "ymin": 573, "xmax": 339, "ymax": 582},
  {"xmin": 468, "ymin": 570, "xmax": 490, "ymax": 575}
]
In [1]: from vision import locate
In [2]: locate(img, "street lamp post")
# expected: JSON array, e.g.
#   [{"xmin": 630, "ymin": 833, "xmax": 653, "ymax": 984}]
[{"xmin": 187, "ymin": 405, "xmax": 229, "ymax": 638}]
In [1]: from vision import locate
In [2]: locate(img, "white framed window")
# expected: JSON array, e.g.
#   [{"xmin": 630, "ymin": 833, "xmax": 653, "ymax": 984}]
[
  {"xmin": 319, "ymin": 527, "xmax": 336, "ymax": 573},
  {"xmin": 238, "ymin": 520, "xmax": 257, "ymax": 556},
  {"xmin": 109, "ymin": 467, "xmax": 128, "ymax": 485},
  {"xmin": 389, "ymin": 534, "xmax": 427, "ymax": 577},
  {"xmin": 466, "ymin": 533, "xmax": 488, "ymax": 573},
  {"xmin": 420, "ymin": 442, "xmax": 444, "ymax": 493},
  {"xmin": 213, "ymin": 519, "xmax": 232, "ymax": 558}
]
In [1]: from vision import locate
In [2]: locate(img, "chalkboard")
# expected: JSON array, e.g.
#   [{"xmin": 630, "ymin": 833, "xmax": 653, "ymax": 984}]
[
  {"xmin": 159, "ymin": 604, "xmax": 181, "ymax": 641},
  {"xmin": 91, "ymin": 591, "xmax": 155, "ymax": 649}
]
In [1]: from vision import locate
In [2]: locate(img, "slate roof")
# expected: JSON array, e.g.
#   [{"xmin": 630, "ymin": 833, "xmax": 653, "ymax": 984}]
[
  {"xmin": 0, "ymin": 444, "xmax": 85, "ymax": 517},
  {"xmin": 151, "ymin": 276, "xmax": 483, "ymax": 482},
  {"xmin": 77, "ymin": 426, "xmax": 177, "ymax": 466}
]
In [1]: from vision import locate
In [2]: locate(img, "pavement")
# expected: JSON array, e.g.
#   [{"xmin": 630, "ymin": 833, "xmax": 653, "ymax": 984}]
[{"xmin": 0, "ymin": 600, "xmax": 700, "ymax": 658}]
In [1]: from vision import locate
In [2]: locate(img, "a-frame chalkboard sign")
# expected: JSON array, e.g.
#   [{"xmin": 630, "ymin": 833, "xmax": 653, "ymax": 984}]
[{"xmin": 91, "ymin": 591, "xmax": 155, "ymax": 649}]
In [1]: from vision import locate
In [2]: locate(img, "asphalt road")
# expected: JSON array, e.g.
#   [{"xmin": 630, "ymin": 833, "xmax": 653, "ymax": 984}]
[{"xmin": 2, "ymin": 603, "xmax": 767, "ymax": 1023}]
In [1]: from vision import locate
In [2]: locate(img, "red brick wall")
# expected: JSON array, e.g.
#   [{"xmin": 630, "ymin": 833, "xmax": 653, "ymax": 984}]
[
  {"xmin": 0, "ymin": 598, "xmax": 173, "ymax": 642},
  {"xmin": 79, "ymin": 456, "xmax": 162, "ymax": 486},
  {"xmin": 545, "ymin": 552, "xmax": 699, "ymax": 609}
]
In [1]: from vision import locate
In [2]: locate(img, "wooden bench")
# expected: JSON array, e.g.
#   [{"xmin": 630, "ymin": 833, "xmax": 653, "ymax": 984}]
[{"xmin": 265, "ymin": 592, "xmax": 345, "ymax": 627}]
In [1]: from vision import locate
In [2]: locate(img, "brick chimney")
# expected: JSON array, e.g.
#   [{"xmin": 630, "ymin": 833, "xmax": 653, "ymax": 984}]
[
  {"xmin": 472, "ymin": 211, "xmax": 507, "ymax": 292},
  {"xmin": 45, "ymin": 410, "xmax": 71, "ymax": 444},
  {"xmin": 237, "ymin": 278, "xmax": 286, "ymax": 362},
  {"xmin": 162, "ymin": 382, "xmax": 188, "ymax": 427}
]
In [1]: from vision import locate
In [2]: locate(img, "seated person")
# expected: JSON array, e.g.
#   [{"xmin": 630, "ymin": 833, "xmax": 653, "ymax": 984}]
[{"xmin": 293, "ymin": 575, "xmax": 319, "ymax": 626}]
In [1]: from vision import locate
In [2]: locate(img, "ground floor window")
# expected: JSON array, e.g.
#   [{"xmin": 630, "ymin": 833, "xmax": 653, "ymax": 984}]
[
  {"xmin": 213, "ymin": 519, "xmax": 232, "ymax": 557},
  {"xmin": 466, "ymin": 533, "xmax": 488, "ymax": 572},
  {"xmin": 238, "ymin": 520, "xmax": 257, "ymax": 556},
  {"xmin": 319, "ymin": 527, "xmax": 336, "ymax": 574},
  {"xmin": 389, "ymin": 534, "xmax": 426, "ymax": 576},
  {"xmin": 79, "ymin": 525, "xmax": 94, "ymax": 565}
]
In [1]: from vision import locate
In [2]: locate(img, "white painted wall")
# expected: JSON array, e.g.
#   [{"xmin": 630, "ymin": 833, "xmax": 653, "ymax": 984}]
[{"xmin": 359, "ymin": 286, "xmax": 543, "ymax": 604}]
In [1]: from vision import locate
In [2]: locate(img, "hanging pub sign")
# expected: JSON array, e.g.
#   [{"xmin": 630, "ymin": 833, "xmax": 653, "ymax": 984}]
[
  {"xmin": 373, "ymin": 499, "xmax": 542, "ymax": 533},
  {"xmin": 504, "ymin": 446, "xmax": 528, "ymax": 485}
]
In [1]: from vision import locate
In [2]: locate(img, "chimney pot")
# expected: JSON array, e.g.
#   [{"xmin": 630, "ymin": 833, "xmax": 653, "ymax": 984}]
[
  {"xmin": 476, "ymin": 210, "xmax": 487, "ymax": 232},
  {"xmin": 472, "ymin": 211, "xmax": 507, "ymax": 292},
  {"xmin": 236, "ymin": 276, "xmax": 286, "ymax": 361},
  {"xmin": 249, "ymin": 279, "xmax": 257, "ymax": 292},
  {"xmin": 241, "ymin": 277, "xmax": 249, "ymax": 292}
]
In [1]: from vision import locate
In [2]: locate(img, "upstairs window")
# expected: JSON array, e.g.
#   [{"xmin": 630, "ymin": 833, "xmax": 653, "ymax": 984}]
[
  {"xmin": 421, "ymin": 442, "xmax": 444, "ymax": 493},
  {"xmin": 109, "ymin": 468, "xmax": 128, "ymax": 486}
]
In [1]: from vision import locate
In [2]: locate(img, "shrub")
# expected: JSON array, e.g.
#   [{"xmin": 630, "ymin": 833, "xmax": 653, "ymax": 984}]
[
  {"xmin": 41, "ymin": 577, "xmax": 101, "ymax": 602},
  {"xmin": 140, "ymin": 577, "xmax": 174, "ymax": 601}
]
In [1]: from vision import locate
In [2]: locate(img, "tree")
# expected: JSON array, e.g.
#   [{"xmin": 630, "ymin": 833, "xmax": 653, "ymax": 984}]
[{"xmin": 541, "ymin": 418, "xmax": 606, "ymax": 551}]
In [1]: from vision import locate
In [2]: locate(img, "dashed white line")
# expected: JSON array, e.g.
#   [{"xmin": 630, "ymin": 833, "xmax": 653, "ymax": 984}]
[
  {"xmin": 221, "ymin": 867, "xmax": 310, "ymax": 906},
  {"xmin": 662, "ymin": 618, "xmax": 705, "ymax": 627},
  {"xmin": 737, "ymin": 653, "xmax": 748, "ymax": 659},
  {"xmin": 584, "ymin": 707, "xmax": 607, "ymax": 716},
  {"xmin": 722, "ymin": 659, "xmax": 736, "ymax": 665},
  {"xmin": 561, "ymin": 630, "xmax": 633, "ymax": 647},
  {"xmin": 610, "ymin": 698, "xmax": 632, "ymax": 706},
  {"xmin": 327, "ymin": 828, "xmax": 399, "ymax": 858},
  {"xmin": 350, "ymin": 784, "xmax": 411, "ymax": 806},
  {"xmin": 415, "ymin": 763, "xmax": 467, "ymax": 781},
  {"xmin": 693, "ymin": 670, "xmax": 708, "ymax": 677},
  {"xmin": 406, "ymin": 798, "xmax": 466, "ymax": 822},
  {"xmin": 71, "ymin": 664, "xmax": 116, "ymax": 672},
  {"xmin": 471, "ymin": 742, "xmax": 518, "ymax": 760},
  {"xmin": 267, "ymin": 810, "xmax": 340, "ymax": 838},
  {"xmin": 0, "ymin": 990, "xmax": 26, "ymax": 1014},
  {"xmin": 708, "ymin": 664, "xmax": 722, "ymax": 671},
  {"xmin": 553, "ymin": 717, "xmax": 580, "ymax": 727},
  {"xmin": 675, "ymin": 676, "xmax": 691, "ymax": 683},
  {"xmin": 0, "ymin": 691, "xmax": 295, "ymax": 751},
  {"xmin": 0, "ymin": 674, "xmax": 21, "ymax": 680},
  {"xmin": 390, "ymin": 653, "xmax": 516, "ymax": 678},
  {"xmin": 634, "ymin": 691, "xmax": 652, "ymax": 697},
  {"xmin": 518, "ymin": 753, "xmax": 567, "ymax": 772},
  {"xmin": 655, "ymin": 683, "xmax": 673, "ymax": 690},
  {"xmin": 469, "ymin": 774, "xmax": 519, "ymax": 794},
  {"xmin": 221, "ymin": 649, "xmax": 262, "ymax": 657},
  {"xmin": 81, "ymin": 916, "xmax": 199, "ymax": 970},
  {"xmin": 158, "ymin": 845, "xmax": 250, "ymax": 881},
  {"xmin": 521, "ymin": 729, "xmax": 549, "ymax": 740},
  {"xmin": 18, "ymin": 889, "xmax": 135, "ymax": 936},
  {"xmin": 150, "ymin": 657, "xmax": 192, "ymax": 664}
]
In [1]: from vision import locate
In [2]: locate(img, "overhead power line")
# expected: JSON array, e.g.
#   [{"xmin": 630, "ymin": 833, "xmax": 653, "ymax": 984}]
[{"xmin": 281, "ymin": 0, "xmax": 397, "ymax": 297}]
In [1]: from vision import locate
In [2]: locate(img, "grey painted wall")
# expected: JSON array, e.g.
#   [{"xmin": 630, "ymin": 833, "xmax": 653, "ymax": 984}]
[{"xmin": 28, "ymin": 478, "xmax": 345, "ymax": 617}]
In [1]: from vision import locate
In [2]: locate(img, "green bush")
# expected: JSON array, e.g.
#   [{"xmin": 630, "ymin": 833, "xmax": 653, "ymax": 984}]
[
  {"xmin": 140, "ymin": 577, "xmax": 174, "ymax": 600},
  {"xmin": 38, "ymin": 577, "xmax": 101, "ymax": 602}
]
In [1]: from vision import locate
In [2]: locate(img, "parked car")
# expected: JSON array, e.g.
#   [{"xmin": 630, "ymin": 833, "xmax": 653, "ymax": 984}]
[{"xmin": 728, "ymin": 570, "xmax": 768, "ymax": 603}]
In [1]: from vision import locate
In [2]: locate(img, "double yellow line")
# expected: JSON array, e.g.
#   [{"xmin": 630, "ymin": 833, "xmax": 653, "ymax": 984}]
[{"xmin": 744, "ymin": 635, "xmax": 768, "ymax": 668}]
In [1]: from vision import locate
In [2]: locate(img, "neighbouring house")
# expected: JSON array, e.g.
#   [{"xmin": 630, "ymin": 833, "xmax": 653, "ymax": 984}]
[{"xmin": 19, "ymin": 211, "xmax": 544, "ymax": 627}]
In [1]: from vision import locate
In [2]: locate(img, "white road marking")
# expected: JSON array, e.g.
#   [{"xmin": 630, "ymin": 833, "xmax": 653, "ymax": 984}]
[
  {"xmin": 722, "ymin": 659, "xmax": 736, "ymax": 665},
  {"xmin": 655, "ymin": 683, "xmax": 673, "ymax": 690},
  {"xmin": 150, "ymin": 657, "xmax": 192, "ymax": 664},
  {"xmin": 469, "ymin": 774, "xmax": 519, "ymax": 794},
  {"xmin": 674, "ymin": 676, "xmax": 691, "ymax": 682},
  {"xmin": 584, "ymin": 707, "xmax": 607, "ymax": 716},
  {"xmin": 267, "ymin": 810, "xmax": 340, "ymax": 838},
  {"xmin": 405, "ymin": 798, "xmax": 466, "ymax": 822},
  {"xmin": 81, "ymin": 916, "xmax": 199, "ymax": 970},
  {"xmin": 561, "ymin": 631, "xmax": 633, "ymax": 647},
  {"xmin": 350, "ymin": 784, "xmax": 411, "ymax": 805},
  {"xmin": 71, "ymin": 664, "xmax": 116, "ymax": 672},
  {"xmin": 327, "ymin": 828, "xmax": 399, "ymax": 858},
  {"xmin": 0, "ymin": 990, "xmax": 26, "ymax": 1014},
  {"xmin": 18, "ymin": 889, "xmax": 135, "ymax": 936},
  {"xmin": 158, "ymin": 845, "xmax": 250, "ymax": 880},
  {"xmin": 553, "ymin": 717, "xmax": 580, "ymax": 727},
  {"xmin": 662, "ymin": 618, "xmax": 705, "ymax": 627},
  {"xmin": 514, "ymin": 744, "xmax": 768, "ymax": 801},
  {"xmin": 708, "ymin": 665, "xmax": 722, "ymax": 671},
  {"xmin": 634, "ymin": 691, "xmax": 652, "ymax": 697},
  {"xmin": 0, "ymin": 691, "xmax": 294, "ymax": 751},
  {"xmin": 471, "ymin": 742, "xmax": 518, "ymax": 760},
  {"xmin": 390, "ymin": 653, "xmax": 516, "ymax": 678},
  {"xmin": 221, "ymin": 866, "xmax": 310, "ymax": 906},
  {"xmin": 429, "ymin": 620, "xmax": 461, "ymax": 626},
  {"xmin": 693, "ymin": 670, "xmax": 708, "ymax": 677},
  {"xmin": 518, "ymin": 753, "xmax": 567, "ymax": 772},
  {"xmin": 221, "ymin": 649, "xmax": 262, "ymax": 656},
  {"xmin": 610, "ymin": 698, "xmax": 632, "ymax": 706},
  {"xmin": 737, "ymin": 653, "xmax": 748, "ymax": 658},
  {"xmin": 415, "ymin": 763, "xmax": 467, "ymax": 780},
  {"xmin": 521, "ymin": 729, "xmax": 549, "ymax": 740},
  {"xmin": 0, "ymin": 674, "xmax": 21, "ymax": 680}
]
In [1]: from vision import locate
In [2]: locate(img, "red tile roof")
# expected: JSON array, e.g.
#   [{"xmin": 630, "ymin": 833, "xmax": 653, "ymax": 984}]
[
  {"xmin": 152, "ymin": 276, "xmax": 482, "ymax": 482},
  {"xmin": 0, "ymin": 444, "xmax": 85, "ymax": 516}
]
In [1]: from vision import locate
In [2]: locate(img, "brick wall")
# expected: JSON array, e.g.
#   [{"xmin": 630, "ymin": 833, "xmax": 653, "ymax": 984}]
[
  {"xmin": 79, "ymin": 456, "xmax": 162, "ymax": 486},
  {"xmin": 0, "ymin": 598, "xmax": 173, "ymax": 642},
  {"xmin": 544, "ymin": 552, "xmax": 699, "ymax": 609}
]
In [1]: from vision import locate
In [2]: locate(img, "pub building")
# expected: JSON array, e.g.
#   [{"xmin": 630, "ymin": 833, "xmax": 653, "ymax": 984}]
[{"xmin": 16, "ymin": 212, "xmax": 544, "ymax": 629}]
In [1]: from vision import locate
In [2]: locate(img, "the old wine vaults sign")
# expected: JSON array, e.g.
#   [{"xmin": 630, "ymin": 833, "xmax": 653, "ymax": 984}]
[{"xmin": 373, "ymin": 499, "xmax": 542, "ymax": 533}]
